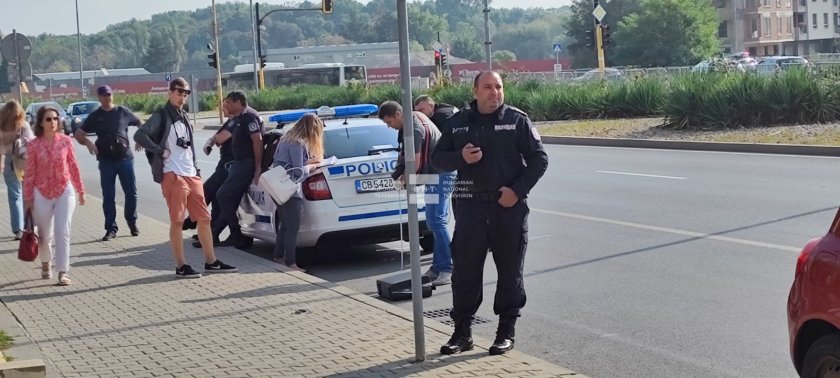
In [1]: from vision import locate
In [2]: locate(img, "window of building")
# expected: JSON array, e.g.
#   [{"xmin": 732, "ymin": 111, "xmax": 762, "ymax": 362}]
[
  {"xmin": 719, "ymin": 21, "xmax": 729, "ymax": 38},
  {"xmin": 825, "ymin": 13, "xmax": 829, "ymax": 28},
  {"xmin": 814, "ymin": 13, "xmax": 818, "ymax": 28},
  {"xmin": 765, "ymin": 17, "xmax": 772, "ymax": 35},
  {"xmin": 773, "ymin": 45, "xmax": 779, "ymax": 55}
]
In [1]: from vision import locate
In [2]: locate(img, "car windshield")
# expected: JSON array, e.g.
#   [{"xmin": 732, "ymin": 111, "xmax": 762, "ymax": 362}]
[
  {"xmin": 324, "ymin": 125, "xmax": 398, "ymax": 159},
  {"xmin": 31, "ymin": 103, "xmax": 66, "ymax": 116},
  {"xmin": 73, "ymin": 103, "xmax": 96, "ymax": 115}
]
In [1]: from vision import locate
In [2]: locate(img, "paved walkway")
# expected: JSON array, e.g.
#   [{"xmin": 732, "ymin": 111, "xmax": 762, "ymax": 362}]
[{"xmin": 0, "ymin": 190, "xmax": 584, "ymax": 377}]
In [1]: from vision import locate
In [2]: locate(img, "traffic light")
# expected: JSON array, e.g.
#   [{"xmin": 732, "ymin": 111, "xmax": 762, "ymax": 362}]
[
  {"xmin": 584, "ymin": 28, "xmax": 595, "ymax": 49},
  {"xmin": 208, "ymin": 52, "xmax": 218, "ymax": 69},
  {"xmin": 259, "ymin": 55, "xmax": 267, "ymax": 69},
  {"xmin": 441, "ymin": 52, "xmax": 448, "ymax": 67},
  {"xmin": 434, "ymin": 50, "xmax": 441, "ymax": 67},
  {"xmin": 601, "ymin": 24, "xmax": 612, "ymax": 46},
  {"xmin": 322, "ymin": 0, "xmax": 333, "ymax": 14}
]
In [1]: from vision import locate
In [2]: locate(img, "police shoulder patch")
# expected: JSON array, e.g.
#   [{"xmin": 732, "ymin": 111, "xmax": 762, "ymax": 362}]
[{"xmin": 248, "ymin": 122, "xmax": 259, "ymax": 132}]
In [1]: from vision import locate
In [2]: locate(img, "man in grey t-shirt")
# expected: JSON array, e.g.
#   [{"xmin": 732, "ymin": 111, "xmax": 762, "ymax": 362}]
[{"xmin": 378, "ymin": 101, "xmax": 456, "ymax": 286}]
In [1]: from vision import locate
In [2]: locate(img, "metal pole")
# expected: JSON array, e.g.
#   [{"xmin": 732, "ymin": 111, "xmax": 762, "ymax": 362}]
[
  {"xmin": 397, "ymin": 0, "xmax": 425, "ymax": 363},
  {"xmin": 75, "ymin": 0, "xmax": 84, "ymax": 98},
  {"xmin": 483, "ymin": 0, "xmax": 492, "ymax": 69},
  {"xmin": 212, "ymin": 0, "xmax": 224, "ymax": 124},
  {"xmin": 12, "ymin": 31, "xmax": 21, "ymax": 104},
  {"xmin": 593, "ymin": 0, "xmax": 605, "ymax": 77},
  {"xmin": 250, "ymin": 0, "xmax": 259, "ymax": 93},
  {"xmin": 256, "ymin": 3, "xmax": 264, "ymax": 90}
]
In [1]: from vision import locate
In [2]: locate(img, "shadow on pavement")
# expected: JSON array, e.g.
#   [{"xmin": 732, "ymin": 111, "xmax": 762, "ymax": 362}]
[{"xmin": 321, "ymin": 352, "xmax": 488, "ymax": 377}]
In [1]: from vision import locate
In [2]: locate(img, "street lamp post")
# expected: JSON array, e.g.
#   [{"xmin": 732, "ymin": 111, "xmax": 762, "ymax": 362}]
[
  {"xmin": 250, "ymin": 0, "xmax": 259, "ymax": 93},
  {"xmin": 483, "ymin": 0, "xmax": 492, "ymax": 69},
  {"xmin": 75, "ymin": 0, "xmax": 84, "ymax": 97}
]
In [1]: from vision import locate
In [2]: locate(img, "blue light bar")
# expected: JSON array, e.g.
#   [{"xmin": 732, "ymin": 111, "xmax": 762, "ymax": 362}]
[
  {"xmin": 332, "ymin": 104, "xmax": 378, "ymax": 118},
  {"xmin": 268, "ymin": 104, "xmax": 379, "ymax": 124},
  {"xmin": 268, "ymin": 108, "xmax": 316, "ymax": 124}
]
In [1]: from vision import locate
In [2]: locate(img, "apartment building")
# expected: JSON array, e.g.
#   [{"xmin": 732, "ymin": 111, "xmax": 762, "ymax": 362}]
[{"xmin": 718, "ymin": 0, "xmax": 837, "ymax": 57}]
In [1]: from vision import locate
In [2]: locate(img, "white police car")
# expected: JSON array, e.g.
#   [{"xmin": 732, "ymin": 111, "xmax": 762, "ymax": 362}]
[{"xmin": 237, "ymin": 104, "xmax": 433, "ymax": 251}]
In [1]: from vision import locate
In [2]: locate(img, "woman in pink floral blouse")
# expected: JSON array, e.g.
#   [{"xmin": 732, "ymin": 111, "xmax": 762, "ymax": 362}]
[{"xmin": 24, "ymin": 106, "xmax": 85, "ymax": 286}]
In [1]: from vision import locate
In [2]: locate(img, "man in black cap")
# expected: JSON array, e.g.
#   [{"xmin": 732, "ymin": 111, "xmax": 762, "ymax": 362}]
[{"xmin": 75, "ymin": 85, "xmax": 142, "ymax": 241}]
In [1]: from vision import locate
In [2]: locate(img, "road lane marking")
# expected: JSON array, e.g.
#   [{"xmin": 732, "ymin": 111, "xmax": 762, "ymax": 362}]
[
  {"xmin": 555, "ymin": 144, "xmax": 840, "ymax": 159},
  {"xmin": 531, "ymin": 208, "xmax": 802, "ymax": 252},
  {"xmin": 596, "ymin": 170, "xmax": 686, "ymax": 180}
]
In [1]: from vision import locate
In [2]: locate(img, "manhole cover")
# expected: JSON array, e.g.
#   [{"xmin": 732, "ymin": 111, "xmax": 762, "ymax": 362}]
[{"xmin": 422, "ymin": 307, "xmax": 492, "ymax": 326}]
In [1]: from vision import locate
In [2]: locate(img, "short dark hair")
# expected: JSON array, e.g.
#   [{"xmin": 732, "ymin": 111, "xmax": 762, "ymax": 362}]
[
  {"xmin": 414, "ymin": 95, "xmax": 434, "ymax": 107},
  {"xmin": 225, "ymin": 90, "xmax": 248, "ymax": 107},
  {"xmin": 377, "ymin": 101, "xmax": 402, "ymax": 119},
  {"xmin": 473, "ymin": 71, "xmax": 500, "ymax": 88},
  {"xmin": 169, "ymin": 77, "xmax": 189, "ymax": 91}
]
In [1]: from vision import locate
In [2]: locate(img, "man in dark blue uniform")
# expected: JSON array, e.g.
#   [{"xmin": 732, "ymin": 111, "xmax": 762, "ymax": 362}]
[
  {"xmin": 75, "ymin": 85, "xmax": 142, "ymax": 241},
  {"xmin": 197, "ymin": 91, "xmax": 263, "ymax": 248},
  {"xmin": 431, "ymin": 71, "xmax": 549, "ymax": 356}
]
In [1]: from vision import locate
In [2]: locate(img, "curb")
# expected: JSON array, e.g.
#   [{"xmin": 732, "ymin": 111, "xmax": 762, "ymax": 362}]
[
  {"xmin": 542, "ymin": 136, "xmax": 840, "ymax": 156},
  {"xmin": 0, "ymin": 302, "xmax": 48, "ymax": 377}
]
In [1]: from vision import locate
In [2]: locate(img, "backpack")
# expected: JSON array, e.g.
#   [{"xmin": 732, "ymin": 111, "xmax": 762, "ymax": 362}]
[{"xmin": 261, "ymin": 131, "xmax": 284, "ymax": 172}]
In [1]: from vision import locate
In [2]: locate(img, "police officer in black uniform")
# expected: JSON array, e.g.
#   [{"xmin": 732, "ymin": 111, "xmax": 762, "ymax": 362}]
[
  {"xmin": 200, "ymin": 90, "xmax": 263, "ymax": 248},
  {"xmin": 413, "ymin": 95, "xmax": 458, "ymax": 130},
  {"xmin": 431, "ymin": 71, "xmax": 548, "ymax": 356}
]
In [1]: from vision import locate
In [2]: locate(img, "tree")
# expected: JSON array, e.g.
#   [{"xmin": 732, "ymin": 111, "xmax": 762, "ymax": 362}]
[
  {"xmin": 142, "ymin": 30, "xmax": 180, "ymax": 73},
  {"xmin": 409, "ymin": 4, "xmax": 449, "ymax": 49},
  {"xmin": 493, "ymin": 50, "xmax": 516, "ymax": 62},
  {"xmin": 452, "ymin": 37, "xmax": 484, "ymax": 62},
  {"xmin": 611, "ymin": 0, "xmax": 720, "ymax": 67}
]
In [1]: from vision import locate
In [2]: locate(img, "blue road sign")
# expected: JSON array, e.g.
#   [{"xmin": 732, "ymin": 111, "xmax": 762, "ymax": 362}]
[
  {"xmin": 164, "ymin": 74, "xmax": 172, "ymax": 82},
  {"xmin": 553, "ymin": 43, "xmax": 563, "ymax": 53}
]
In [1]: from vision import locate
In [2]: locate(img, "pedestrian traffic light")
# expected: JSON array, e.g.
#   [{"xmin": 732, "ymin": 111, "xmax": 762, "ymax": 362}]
[
  {"xmin": 322, "ymin": 0, "xmax": 333, "ymax": 14},
  {"xmin": 208, "ymin": 52, "xmax": 218, "ymax": 69},
  {"xmin": 441, "ymin": 52, "xmax": 448, "ymax": 67},
  {"xmin": 601, "ymin": 24, "xmax": 612, "ymax": 46},
  {"xmin": 434, "ymin": 50, "xmax": 441, "ymax": 67},
  {"xmin": 260, "ymin": 55, "xmax": 267, "ymax": 69}
]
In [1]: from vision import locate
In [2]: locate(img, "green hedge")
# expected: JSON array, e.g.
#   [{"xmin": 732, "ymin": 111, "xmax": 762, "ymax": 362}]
[{"xmin": 33, "ymin": 70, "xmax": 840, "ymax": 130}]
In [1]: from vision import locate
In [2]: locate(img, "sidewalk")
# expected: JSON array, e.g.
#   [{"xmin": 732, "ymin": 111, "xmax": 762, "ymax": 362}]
[{"xmin": 0, "ymin": 191, "xmax": 585, "ymax": 377}]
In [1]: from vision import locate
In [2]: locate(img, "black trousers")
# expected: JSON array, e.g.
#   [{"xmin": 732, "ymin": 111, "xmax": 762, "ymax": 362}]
[
  {"xmin": 213, "ymin": 159, "xmax": 255, "ymax": 237},
  {"xmin": 205, "ymin": 161, "xmax": 230, "ymax": 223},
  {"xmin": 449, "ymin": 199, "xmax": 529, "ymax": 323}
]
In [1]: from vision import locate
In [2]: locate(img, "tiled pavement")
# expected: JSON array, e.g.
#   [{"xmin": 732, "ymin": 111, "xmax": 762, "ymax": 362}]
[{"xmin": 0, "ymin": 190, "xmax": 585, "ymax": 378}]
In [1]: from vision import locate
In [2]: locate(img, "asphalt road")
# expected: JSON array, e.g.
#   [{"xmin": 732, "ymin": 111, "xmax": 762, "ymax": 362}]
[{"xmin": 75, "ymin": 129, "xmax": 835, "ymax": 377}]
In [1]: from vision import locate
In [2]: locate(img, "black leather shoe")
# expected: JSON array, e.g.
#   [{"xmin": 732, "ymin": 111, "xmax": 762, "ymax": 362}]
[
  {"xmin": 440, "ymin": 335, "xmax": 473, "ymax": 355},
  {"xmin": 182, "ymin": 218, "xmax": 197, "ymax": 230},
  {"xmin": 102, "ymin": 231, "xmax": 117, "ymax": 241},
  {"xmin": 129, "ymin": 224, "xmax": 140, "ymax": 237},
  {"xmin": 488, "ymin": 337, "xmax": 514, "ymax": 355}
]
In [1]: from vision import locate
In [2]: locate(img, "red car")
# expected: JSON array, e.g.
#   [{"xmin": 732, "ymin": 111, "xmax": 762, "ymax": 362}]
[{"xmin": 788, "ymin": 209, "xmax": 840, "ymax": 377}]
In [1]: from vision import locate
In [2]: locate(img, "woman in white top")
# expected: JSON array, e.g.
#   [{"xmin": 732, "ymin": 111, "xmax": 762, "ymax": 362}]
[{"xmin": 0, "ymin": 100, "xmax": 34, "ymax": 240}]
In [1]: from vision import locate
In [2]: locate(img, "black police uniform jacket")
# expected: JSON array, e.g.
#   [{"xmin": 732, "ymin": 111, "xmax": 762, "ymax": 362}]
[{"xmin": 431, "ymin": 100, "xmax": 548, "ymax": 200}]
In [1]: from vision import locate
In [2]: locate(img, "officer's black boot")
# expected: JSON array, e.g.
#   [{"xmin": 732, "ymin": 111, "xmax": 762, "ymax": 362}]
[
  {"xmin": 440, "ymin": 319, "xmax": 474, "ymax": 355},
  {"xmin": 489, "ymin": 318, "xmax": 516, "ymax": 355}
]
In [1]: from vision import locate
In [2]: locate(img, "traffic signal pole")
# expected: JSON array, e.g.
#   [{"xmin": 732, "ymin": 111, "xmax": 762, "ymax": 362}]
[
  {"xmin": 212, "ymin": 0, "xmax": 223, "ymax": 124},
  {"xmin": 596, "ymin": 24, "xmax": 605, "ymax": 77}
]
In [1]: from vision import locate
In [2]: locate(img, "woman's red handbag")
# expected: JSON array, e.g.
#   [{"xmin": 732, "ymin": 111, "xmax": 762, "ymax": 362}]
[{"xmin": 17, "ymin": 211, "xmax": 38, "ymax": 262}]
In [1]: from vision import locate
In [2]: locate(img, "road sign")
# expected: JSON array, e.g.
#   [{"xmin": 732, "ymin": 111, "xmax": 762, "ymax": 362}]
[
  {"xmin": 554, "ymin": 63, "xmax": 563, "ymax": 73},
  {"xmin": 164, "ymin": 74, "xmax": 172, "ymax": 82},
  {"xmin": 6, "ymin": 62, "xmax": 18, "ymax": 83},
  {"xmin": 20, "ymin": 61, "xmax": 32, "ymax": 81},
  {"xmin": 592, "ymin": 4, "xmax": 607, "ymax": 23},
  {"xmin": 553, "ymin": 43, "xmax": 562, "ymax": 53},
  {"xmin": 0, "ymin": 33, "xmax": 32, "ymax": 62}
]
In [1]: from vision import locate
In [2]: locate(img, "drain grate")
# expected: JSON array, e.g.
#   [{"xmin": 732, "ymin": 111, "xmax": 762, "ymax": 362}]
[{"xmin": 422, "ymin": 307, "xmax": 492, "ymax": 326}]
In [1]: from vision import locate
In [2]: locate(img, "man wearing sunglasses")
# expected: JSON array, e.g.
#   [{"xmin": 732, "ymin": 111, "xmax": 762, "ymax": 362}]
[
  {"xmin": 134, "ymin": 78, "xmax": 237, "ymax": 278},
  {"xmin": 75, "ymin": 85, "xmax": 141, "ymax": 241}
]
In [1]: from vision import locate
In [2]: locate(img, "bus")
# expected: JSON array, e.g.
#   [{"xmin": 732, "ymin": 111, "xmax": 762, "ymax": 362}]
[{"xmin": 223, "ymin": 63, "xmax": 367, "ymax": 89}]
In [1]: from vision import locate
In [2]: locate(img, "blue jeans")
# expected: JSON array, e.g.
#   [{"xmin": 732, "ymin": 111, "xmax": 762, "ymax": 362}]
[
  {"xmin": 3, "ymin": 154, "xmax": 23, "ymax": 233},
  {"xmin": 99, "ymin": 158, "xmax": 138, "ymax": 232},
  {"xmin": 425, "ymin": 172, "xmax": 456, "ymax": 274}
]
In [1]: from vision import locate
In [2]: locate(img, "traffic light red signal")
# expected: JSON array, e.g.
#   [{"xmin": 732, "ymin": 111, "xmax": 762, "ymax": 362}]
[{"xmin": 434, "ymin": 50, "xmax": 441, "ymax": 66}]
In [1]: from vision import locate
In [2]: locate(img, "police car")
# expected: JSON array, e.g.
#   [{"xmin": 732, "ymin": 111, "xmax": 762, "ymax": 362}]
[{"xmin": 237, "ymin": 104, "xmax": 433, "ymax": 251}]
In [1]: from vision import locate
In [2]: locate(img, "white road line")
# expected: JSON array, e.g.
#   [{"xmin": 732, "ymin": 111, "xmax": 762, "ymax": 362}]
[
  {"xmin": 596, "ymin": 170, "xmax": 686, "ymax": 180},
  {"xmin": 532, "ymin": 208, "xmax": 802, "ymax": 252},
  {"xmin": 556, "ymin": 144, "xmax": 840, "ymax": 159}
]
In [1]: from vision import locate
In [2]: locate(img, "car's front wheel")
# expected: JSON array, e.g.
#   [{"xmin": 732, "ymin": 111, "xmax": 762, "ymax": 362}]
[{"xmin": 803, "ymin": 333, "xmax": 840, "ymax": 378}]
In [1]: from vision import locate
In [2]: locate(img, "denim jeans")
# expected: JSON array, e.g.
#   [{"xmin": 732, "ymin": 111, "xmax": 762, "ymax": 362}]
[
  {"xmin": 425, "ymin": 172, "xmax": 456, "ymax": 274},
  {"xmin": 3, "ymin": 153, "xmax": 23, "ymax": 233},
  {"xmin": 98, "ymin": 158, "xmax": 138, "ymax": 233}
]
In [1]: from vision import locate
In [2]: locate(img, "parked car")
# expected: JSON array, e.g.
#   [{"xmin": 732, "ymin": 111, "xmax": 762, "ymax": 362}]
[
  {"xmin": 65, "ymin": 101, "xmax": 101, "ymax": 135},
  {"xmin": 24, "ymin": 101, "xmax": 66, "ymax": 128},
  {"xmin": 787, "ymin": 207, "xmax": 840, "ymax": 377},
  {"xmin": 237, "ymin": 104, "xmax": 434, "ymax": 253},
  {"xmin": 573, "ymin": 67, "xmax": 626, "ymax": 82},
  {"xmin": 691, "ymin": 59, "xmax": 745, "ymax": 73},
  {"xmin": 756, "ymin": 56, "xmax": 809, "ymax": 75}
]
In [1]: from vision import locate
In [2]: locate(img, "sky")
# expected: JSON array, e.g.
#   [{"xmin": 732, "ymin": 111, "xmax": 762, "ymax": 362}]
[{"xmin": 0, "ymin": 0, "xmax": 569, "ymax": 37}]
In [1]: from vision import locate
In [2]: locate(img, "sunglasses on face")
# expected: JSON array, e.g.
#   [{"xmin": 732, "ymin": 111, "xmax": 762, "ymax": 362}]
[
  {"xmin": 173, "ymin": 87, "xmax": 192, "ymax": 95},
  {"xmin": 44, "ymin": 116, "xmax": 60, "ymax": 122}
]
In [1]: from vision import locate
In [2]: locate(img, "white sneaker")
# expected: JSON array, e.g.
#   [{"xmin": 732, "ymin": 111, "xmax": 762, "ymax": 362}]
[{"xmin": 432, "ymin": 271, "xmax": 451, "ymax": 286}]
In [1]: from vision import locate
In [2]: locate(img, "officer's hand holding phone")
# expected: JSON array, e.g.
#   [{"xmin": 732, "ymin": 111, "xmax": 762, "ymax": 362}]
[{"xmin": 462, "ymin": 143, "xmax": 482, "ymax": 164}]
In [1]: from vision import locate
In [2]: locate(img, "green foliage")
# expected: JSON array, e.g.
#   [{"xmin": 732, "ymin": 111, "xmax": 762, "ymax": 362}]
[
  {"xmin": 0, "ymin": 329, "xmax": 13, "ymax": 351},
  {"xmin": 493, "ymin": 50, "xmax": 517, "ymax": 63}
]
